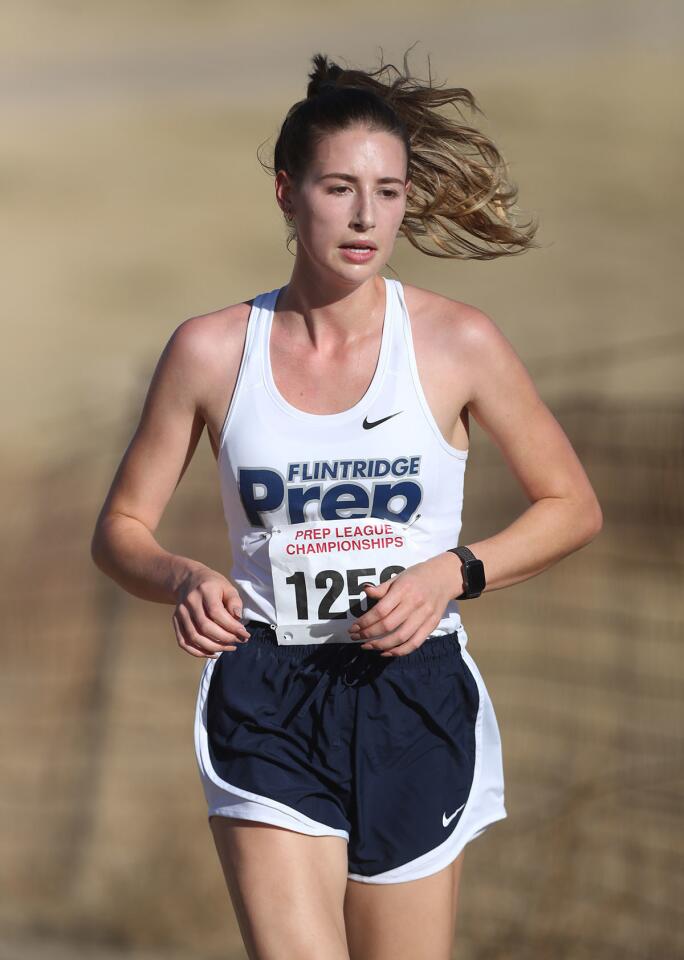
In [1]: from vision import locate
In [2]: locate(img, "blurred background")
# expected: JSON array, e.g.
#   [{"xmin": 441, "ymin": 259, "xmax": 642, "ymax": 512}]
[{"xmin": 2, "ymin": 1, "xmax": 682, "ymax": 958}]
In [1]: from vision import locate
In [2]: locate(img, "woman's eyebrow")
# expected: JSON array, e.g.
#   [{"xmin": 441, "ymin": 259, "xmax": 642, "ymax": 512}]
[{"xmin": 318, "ymin": 172, "xmax": 405, "ymax": 185}]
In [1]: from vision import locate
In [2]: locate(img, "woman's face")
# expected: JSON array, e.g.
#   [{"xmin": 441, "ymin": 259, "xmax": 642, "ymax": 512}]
[{"xmin": 276, "ymin": 125, "xmax": 411, "ymax": 284}]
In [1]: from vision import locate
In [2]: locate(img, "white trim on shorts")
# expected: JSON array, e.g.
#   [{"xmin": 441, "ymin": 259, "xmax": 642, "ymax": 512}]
[
  {"xmin": 346, "ymin": 629, "xmax": 508, "ymax": 884},
  {"xmin": 194, "ymin": 653, "xmax": 350, "ymax": 840}
]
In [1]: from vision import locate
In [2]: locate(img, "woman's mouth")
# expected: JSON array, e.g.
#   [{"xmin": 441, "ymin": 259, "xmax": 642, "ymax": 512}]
[{"xmin": 339, "ymin": 244, "xmax": 377, "ymax": 263}]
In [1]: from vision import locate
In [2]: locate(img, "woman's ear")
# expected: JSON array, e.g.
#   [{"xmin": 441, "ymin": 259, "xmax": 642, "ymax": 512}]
[{"xmin": 275, "ymin": 170, "xmax": 294, "ymax": 219}]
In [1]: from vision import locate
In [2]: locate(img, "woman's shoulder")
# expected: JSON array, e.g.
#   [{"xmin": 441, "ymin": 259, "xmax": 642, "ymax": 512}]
[
  {"xmin": 149, "ymin": 298, "xmax": 255, "ymax": 422},
  {"xmin": 164, "ymin": 297, "xmax": 254, "ymax": 375},
  {"xmin": 176, "ymin": 296, "xmax": 253, "ymax": 347},
  {"xmin": 400, "ymin": 281, "xmax": 503, "ymax": 352}
]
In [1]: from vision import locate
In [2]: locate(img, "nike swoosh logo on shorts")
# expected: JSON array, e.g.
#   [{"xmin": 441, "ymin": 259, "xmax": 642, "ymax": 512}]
[
  {"xmin": 442, "ymin": 802, "xmax": 466, "ymax": 828},
  {"xmin": 362, "ymin": 411, "xmax": 402, "ymax": 430}
]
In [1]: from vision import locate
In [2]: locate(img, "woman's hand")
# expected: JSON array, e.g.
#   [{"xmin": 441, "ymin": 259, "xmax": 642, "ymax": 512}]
[
  {"xmin": 172, "ymin": 565, "xmax": 251, "ymax": 659},
  {"xmin": 347, "ymin": 553, "xmax": 462, "ymax": 657}
]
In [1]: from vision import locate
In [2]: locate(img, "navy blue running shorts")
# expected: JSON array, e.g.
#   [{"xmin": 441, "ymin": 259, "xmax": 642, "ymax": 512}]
[{"xmin": 194, "ymin": 620, "xmax": 507, "ymax": 884}]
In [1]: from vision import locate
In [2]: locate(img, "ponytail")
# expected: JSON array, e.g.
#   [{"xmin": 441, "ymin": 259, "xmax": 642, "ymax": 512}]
[{"xmin": 259, "ymin": 49, "xmax": 539, "ymax": 260}]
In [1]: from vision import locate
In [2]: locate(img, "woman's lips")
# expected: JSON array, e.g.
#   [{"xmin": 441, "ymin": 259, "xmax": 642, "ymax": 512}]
[{"xmin": 339, "ymin": 245, "xmax": 377, "ymax": 263}]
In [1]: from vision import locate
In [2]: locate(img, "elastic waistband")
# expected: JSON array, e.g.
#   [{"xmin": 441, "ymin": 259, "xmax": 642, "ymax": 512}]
[{"xmin": 243, "ymin": 619, "xmax": 462, "ymax": 668}]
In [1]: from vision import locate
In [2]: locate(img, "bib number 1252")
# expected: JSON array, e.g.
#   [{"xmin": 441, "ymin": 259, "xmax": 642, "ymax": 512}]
[{"xmin": 285, "ymin": 564, "xmax": 405, "ymax": 621}]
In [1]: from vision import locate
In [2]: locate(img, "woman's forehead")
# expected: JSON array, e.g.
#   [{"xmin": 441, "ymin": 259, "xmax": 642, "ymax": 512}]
[{"xmin": 309, "ymin": 127, "xmax": 408, "ymax": 172}]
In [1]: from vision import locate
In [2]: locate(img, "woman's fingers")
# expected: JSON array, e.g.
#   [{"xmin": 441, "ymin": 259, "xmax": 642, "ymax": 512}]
[
  {"xmin": 358, "ymin": 607, "xmax": 425, "ymax": 652},
  {"xmin": 360, "ymin": 606, "xmax": 435, "ymax": 654},
  {"xmin": 183, "ymin": 589, "xmax": 250, "ymax": 644},
  {"xmin": 174, "ymin": 603, "xmax": 240, "ymax": 657},
  {"xmin": 350, "ymin": 572, "xmax": 433, "ymax": 640},
  {"xmin": 351, "ymin": 594, "xmax": 414, "ymax": 639},
  {"xmin": 377, "ymin": 613, "xmax": 440, "ymax": 657},
  {"xmin": 221, "ymin": 582, "xmax": 246, "ymax": 622},
  {"xmin": 348, "ymin": 579, "xmax": 400, "ymax": 636},
  {"xmin": 172, "ymin": 611, "xmax": 234, "ymax": 658},
  {"xmin": 199, "ymin": 589, "xmax": 251, "ymax": 641}
]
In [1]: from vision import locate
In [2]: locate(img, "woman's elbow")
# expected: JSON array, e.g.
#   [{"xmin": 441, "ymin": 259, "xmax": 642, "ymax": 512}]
[
  {"xmin": 578, "ymin": 494, "xmax": 603, "ymax": 543},
  {"xmin": 90, "ymin": 511, "xmax": 117, "ymax": 571}
]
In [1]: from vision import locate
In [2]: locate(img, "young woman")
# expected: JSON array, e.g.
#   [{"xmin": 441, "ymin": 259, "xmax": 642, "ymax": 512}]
[{"xmin": 92, "ymin": 52, "xmax": 602, "ymax": 960}]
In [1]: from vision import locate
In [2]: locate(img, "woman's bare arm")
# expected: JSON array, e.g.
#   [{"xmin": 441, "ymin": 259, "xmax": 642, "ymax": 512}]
[
  {"xmin": 440, "ymin": 303, "xmax": 604, "ymax": 594},
  {"xmin": 91, "ymin": 316, "xmax": 213, "ymax": 601},
  {"xmin": 90, "ymin": 309, "xmax": 252, "ymax": 657}
]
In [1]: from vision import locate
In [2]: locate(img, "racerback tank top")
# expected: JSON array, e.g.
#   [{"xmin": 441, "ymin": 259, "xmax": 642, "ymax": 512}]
[{"xmin": 216, "ymin": 276, "xmax": 470, "ymax": 639}]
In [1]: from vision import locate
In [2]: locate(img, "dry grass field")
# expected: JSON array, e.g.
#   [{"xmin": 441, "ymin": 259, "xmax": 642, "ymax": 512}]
[{"xmin": 1, "ymin": 1, "xmax": 682, "ymax": 958}]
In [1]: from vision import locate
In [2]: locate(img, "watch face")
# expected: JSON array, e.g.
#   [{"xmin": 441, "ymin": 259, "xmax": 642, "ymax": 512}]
[{"xmin": 465, "ymin": 559, "xmax": 486, "ymax": 593}]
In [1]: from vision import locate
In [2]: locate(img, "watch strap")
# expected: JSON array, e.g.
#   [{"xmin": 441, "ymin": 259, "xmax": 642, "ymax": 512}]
[
  {"xmin": 448, "ymin": 545, "xmax": 478, "ymax": 565},
  {"xmin": 447, "ymin": 546, "xmax": 484, "ymax": 600}
]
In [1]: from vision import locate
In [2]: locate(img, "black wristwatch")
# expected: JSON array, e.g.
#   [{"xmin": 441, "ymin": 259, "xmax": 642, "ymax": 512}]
[{"xmin": 447, "ymin": 546, "xmax": 486, "ymax": 600}]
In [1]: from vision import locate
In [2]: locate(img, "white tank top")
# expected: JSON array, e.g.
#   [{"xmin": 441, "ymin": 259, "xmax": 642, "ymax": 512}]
[{"xmin": 217, "ymin": 276, "xmax": 469, "ymax": 639}]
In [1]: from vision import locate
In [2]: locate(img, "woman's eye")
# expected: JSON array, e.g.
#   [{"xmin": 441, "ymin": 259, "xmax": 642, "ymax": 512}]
[{"xmin": 328, "ymin": 186, "xmax": 399, "ymax": 197}]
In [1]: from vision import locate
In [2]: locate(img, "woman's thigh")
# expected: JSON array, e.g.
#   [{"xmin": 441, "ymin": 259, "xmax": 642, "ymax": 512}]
[
  {"xmin": 209, "ymin": 815, "xmax": 351, "ymax": 960},
  {"xmin": 343, "ymin": 850, "xmax": 466, "ymax": 960}
]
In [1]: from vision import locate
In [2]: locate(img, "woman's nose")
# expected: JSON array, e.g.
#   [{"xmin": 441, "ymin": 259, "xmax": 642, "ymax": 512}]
[{"xmin": 351, "ymin": 196, "xmax": 375, "ymax": 230}]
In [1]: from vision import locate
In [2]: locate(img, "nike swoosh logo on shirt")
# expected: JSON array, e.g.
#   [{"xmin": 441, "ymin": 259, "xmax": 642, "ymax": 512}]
[
  {"xmin": 362, "ymin": 411, "xmax": 402, "ymax": 430},
  {"xmin": 442, "ymin": 802, "xmax": 466, "ymax": 828}
]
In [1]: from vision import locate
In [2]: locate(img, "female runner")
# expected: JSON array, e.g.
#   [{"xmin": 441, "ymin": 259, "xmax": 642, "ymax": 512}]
[{"xmin": 92, "ymin": 51, "xmax": 603, "ymax": 960}]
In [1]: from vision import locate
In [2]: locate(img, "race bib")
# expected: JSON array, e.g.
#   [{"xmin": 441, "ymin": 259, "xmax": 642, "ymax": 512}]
[{"xmin": 267, "ymin": 517, "xmax": 427, "ymax": 645}]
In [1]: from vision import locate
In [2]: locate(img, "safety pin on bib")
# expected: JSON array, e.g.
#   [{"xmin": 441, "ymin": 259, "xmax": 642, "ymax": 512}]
[
  {"xmin": 402, "ymin": 513, "xmax": 421, "ymax": 530},
  {"xmin": 241, "ymin": 529, "xmax": 274, "ymax": 557}
]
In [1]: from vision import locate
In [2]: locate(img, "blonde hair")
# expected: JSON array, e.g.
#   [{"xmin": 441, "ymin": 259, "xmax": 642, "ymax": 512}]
[{"xmin": 259, "ymin": 49, "xmax": 540, "ymax": 260}]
